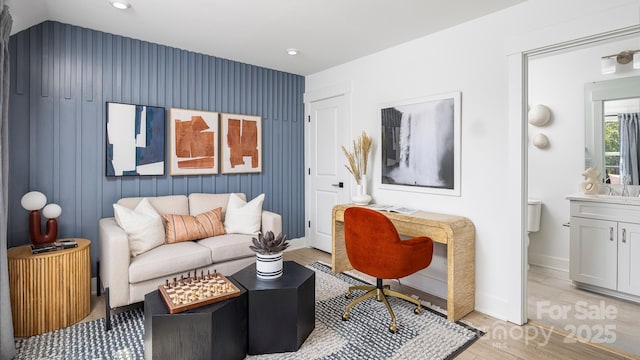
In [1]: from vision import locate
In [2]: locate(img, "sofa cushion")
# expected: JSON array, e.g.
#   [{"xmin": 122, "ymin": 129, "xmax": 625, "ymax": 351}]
[
  {"xmin": 188, "ymin": 193, "xmax": 246, "ymax": 219},
  {"xmin": 129, "ymin": 242, "xmax": 212, "ymax": 283},
  {"xmin": 197, "ymin": 234, "xmax": 256, "ymax": 263},
  {"xmin": 117, "ymin": 195, "xmax": 189, "ymax": 216},
  {"xmin": 113, "ymin": 198, "xmax": 165, "ymax": 257},
  {"xmin": 224, "ymin": 193, "xmax": 265, "ymax": 234},
  {"xmin": 163, "ymin": 208, "xmax": 226, "ymax": 243}
]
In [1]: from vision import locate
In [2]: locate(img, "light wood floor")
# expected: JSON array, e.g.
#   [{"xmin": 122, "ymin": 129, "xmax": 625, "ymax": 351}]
[
  {"xmin": 528, "ymin": 264, "xmax": 640, "ymax": 357},
  {"xmin": 83, "ymin": 248, "xmax": 638, "ymax": 359}
]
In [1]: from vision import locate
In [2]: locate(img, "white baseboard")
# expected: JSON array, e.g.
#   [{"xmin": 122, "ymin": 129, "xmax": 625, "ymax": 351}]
[
  {"xmin": 528, "ymin": 253, "xmax": 569, "ymax": 272},
  {"xmin": 398, "ymin": 271, "xmax": 447, "ymax": 300},
  {"xmin": 475, "ymin": 292, "xmax": 510, "ymax": 322}
]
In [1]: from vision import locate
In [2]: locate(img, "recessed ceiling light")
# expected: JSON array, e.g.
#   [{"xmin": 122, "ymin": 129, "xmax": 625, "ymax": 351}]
[
  {"xmin": 110, "ymin": 0, "xmax": 131, "ymax": 10},
  {"xmin": 286, "ymin": 48, "xmax": 298, "ymax": 56}
]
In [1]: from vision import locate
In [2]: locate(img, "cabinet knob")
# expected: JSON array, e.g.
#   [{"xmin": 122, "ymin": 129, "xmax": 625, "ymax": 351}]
[{"xmin": 622, "ymin": 228, "xmax": 627, "ymax": 243}]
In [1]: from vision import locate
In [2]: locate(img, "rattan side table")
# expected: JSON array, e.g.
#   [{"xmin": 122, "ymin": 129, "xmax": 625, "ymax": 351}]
[{"xmin": 7, "ymin": 238, "xmax": 91, "ymax": 337}]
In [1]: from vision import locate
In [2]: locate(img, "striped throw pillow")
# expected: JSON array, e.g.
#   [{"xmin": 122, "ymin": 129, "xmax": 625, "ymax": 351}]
[{"xmin": 163, "ymin": 207, "xmax": 226, "ymax": 243}]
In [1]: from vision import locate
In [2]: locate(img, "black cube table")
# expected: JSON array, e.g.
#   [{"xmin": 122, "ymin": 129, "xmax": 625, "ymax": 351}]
[
  {"xmin": 232, "ymin": 261, "xmax": 315, "ymax": 355},
  {"xmin": 144, "ymin": 277, "xmax": 247, "ymax": 360}
]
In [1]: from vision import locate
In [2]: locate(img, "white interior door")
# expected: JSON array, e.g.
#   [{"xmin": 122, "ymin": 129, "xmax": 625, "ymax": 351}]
[{"xmin": 308, "ymin": 95, "xmax": 349, "ymax": 253}]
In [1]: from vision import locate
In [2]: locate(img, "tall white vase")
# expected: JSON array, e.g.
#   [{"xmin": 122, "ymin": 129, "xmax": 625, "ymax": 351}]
[{"xmin": 351, "ymin": 174, "xmax": 372, "ymax": 205}]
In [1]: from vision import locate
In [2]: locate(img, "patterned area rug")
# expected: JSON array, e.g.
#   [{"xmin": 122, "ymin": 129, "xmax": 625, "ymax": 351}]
[{"xmin": 14, "ymin": 262, "xmax": 482, "ymax": 360}]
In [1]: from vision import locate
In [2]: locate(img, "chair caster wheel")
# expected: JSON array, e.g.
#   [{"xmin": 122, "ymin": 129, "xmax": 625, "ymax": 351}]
[
  {"xmin": 342, "ymin": 313, "xmax": 350, "ymax": 321},
  {"xmin": 389, "ymin": 324, "xmax": 398, "ymax": 333},
  {"xmin": 414, "ymin": 307, "xmax": 422, "ymax": 314}
]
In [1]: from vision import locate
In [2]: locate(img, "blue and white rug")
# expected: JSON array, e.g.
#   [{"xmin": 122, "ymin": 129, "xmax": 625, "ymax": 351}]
[{"xmin": 14, "ymin": 262, "xmax": 482, "ymax": 360}]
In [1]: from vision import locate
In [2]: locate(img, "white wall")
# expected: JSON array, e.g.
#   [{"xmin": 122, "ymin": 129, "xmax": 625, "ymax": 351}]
[
  {"xmin": 306, "ymin": 0, "xmax": 640, "ymax": 321},
  {"xmin": 528, "ymin": 38, "xmax": 640, "ymax": 272}
]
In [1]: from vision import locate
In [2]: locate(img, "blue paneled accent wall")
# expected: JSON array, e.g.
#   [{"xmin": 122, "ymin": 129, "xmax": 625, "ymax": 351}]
[{"xmin": 8, "ymin": 21, "xmax": 305, "ymax": 274}]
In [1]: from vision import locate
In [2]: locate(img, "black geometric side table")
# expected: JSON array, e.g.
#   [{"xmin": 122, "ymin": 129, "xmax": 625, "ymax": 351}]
[
  {"xmin": 143, "ymin": 277, "xmax": 247, "ymax": 360},
  {"xmin": 232, "ymin": 261, "xmax": 315, "ymax": 355}
]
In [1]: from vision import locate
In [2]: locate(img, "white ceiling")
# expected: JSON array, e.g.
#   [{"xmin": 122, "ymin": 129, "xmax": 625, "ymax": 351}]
[{"xmin": 5, "ymin": 0, "xmax": 524, "ymax": 75}]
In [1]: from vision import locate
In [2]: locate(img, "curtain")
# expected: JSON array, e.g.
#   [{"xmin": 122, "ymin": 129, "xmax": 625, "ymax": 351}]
[
  {"xmin": 0, "ymin": 3, "xmax": 13, "ymax": 359},
  {"xmin": 619, "ymin": 112, "xmax": 640, "ymax": 185}
]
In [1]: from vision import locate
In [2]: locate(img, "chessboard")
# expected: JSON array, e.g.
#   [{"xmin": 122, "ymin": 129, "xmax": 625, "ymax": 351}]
[{"xmin": 158, "ymin": 269, "xmax": 241, "ymax": 314}]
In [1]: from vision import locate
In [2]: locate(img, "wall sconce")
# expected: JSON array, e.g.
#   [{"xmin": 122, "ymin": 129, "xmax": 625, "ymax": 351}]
[
  {"xmin": 601, "ymin": 50, "xmax": 640, "ymax": 74},
  {"xmin": 528, "ymin": 104, "xmax": 551, "ymax": 126},
  {"xmin": 533, "ymin": 133, "xmax": 549, "ymax": 149},
  {"xmin": 21, "ymin": 191, "xmax": 62, "ymax": 245}
]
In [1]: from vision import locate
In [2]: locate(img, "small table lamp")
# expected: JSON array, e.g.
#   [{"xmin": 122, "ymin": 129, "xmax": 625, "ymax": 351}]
[{"xmin": 21, "ymin": 191, "xmax": 62, "ymax": 245}]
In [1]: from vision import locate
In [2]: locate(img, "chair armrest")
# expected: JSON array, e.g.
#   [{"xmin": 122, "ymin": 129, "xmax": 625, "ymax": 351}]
[
  {"xmin": 261, "ymin": 210, "xmax": 282, "ymax": 235},
  {"xmin": 99, "ymin": 217, "xmax": 131, "ymax": 308}
]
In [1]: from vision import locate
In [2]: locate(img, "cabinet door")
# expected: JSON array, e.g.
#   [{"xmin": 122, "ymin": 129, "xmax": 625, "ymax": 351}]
[
  {"xmin": 570, "ymin": 217, "xmax": 617, "ymax": 290},
  {"xmin": 618, "ymin": 222, "xmax": 640, "ymax": 296}
]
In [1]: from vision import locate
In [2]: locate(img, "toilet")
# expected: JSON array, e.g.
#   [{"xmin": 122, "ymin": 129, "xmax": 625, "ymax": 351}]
[
  {"xmin": 528, "ymin": 199, "xmax": 542, "ymax": 234},
  {"xmin": 527, "ymin": 199, "xmax": 542, "ymax": 268},
  {"xmin": 527, "ymin": 198, "xmax": 542, "ymax": 246}
]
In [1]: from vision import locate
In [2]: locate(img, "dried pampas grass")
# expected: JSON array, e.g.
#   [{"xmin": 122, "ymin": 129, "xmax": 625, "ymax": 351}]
[{"xmin": 341, "ymin": 131, "xmax": 373, "ymax": 185}]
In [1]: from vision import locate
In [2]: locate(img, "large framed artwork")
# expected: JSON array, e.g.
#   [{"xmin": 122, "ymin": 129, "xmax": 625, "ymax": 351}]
[
  {"xmin": 220, "ymin": 113, "xmax": 262, "ymax": 174},
  {"xmin": 380, "ymin": 92, "xmax": 461, "ymax": 196},
  {"xmin": 106, "ymin": 102, "xmax": 165, "ymax": 176},
  {"xmin": 169, "ymin": 108, "xmax": 219, "ymax": 175}
]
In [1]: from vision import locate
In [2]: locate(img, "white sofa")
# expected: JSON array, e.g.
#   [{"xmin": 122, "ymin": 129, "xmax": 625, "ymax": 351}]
[{"xmin": 98, "ymin": 193, "xmax": 281, "ymax": 329}]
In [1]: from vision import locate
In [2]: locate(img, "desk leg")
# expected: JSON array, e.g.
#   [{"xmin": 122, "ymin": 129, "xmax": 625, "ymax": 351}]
[
  {"xmin": 331, "ymin": 218, "xmax": 352, "ymax": 274},
  {"xmin": 447, "ymin": 229, "xmax": 475, "ymax": 322}
]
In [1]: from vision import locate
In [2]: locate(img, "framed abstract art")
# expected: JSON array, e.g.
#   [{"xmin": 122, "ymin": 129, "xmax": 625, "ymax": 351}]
[
  {"xmin": 220, "ymin": 113, "xmax": 262, "ymax": 174},
  {"xmin": 380, "ymin": 92, "xmax": 461, "ymax": 196},
  {"xmin": 106, "ymin": 102, "xmax": 165, "ymax": 176},
  {"xmin": 169, "ymin": 108, "xmax": 219, "ymax": 175}
]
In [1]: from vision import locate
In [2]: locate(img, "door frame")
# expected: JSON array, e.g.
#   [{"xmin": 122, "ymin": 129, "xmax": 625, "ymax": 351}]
[
  {"xmin": 508, "ymin": 18, "xmax": 640, "ymax": 324},
  {"xmin": 304, "ymin": 81, "xmax": 352, "ymax": 248}
]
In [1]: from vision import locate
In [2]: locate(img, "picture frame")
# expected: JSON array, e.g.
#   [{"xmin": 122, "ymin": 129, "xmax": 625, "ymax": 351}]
[
  {"xmin": 379, "ymin": 91, "xmax": 461, "ymax": 196},
  {"xmin": 169, "ymin": 108, "xmax": 219, "ymax": 175},
  {"xmin": 105, "ymin": 102, "xmax": 166, "ymax": 176},
  {"xmin": 220, "ymin": 113, "xmax": 262, "ymax": 174}
]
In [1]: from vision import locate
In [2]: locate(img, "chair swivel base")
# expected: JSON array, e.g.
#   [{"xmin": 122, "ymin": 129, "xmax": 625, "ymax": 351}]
[{"xmin": 341, "ymin": 279, "xmax": 422, "ymax": 333}]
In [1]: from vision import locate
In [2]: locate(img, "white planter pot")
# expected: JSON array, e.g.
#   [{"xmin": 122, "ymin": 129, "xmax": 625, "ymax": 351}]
[{"xmin": 255, "ymin": 252, "xmax": 283, "ymax": 279}]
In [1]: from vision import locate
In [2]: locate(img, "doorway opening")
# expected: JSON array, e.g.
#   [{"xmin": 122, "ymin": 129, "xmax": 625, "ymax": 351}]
[{"xmin": 525, "ymin": 29, "xmax": 640, "ymax": 356}]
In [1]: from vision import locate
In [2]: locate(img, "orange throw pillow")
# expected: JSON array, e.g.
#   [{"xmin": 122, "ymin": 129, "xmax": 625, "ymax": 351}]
[{"xmin": 163, "ymin": 207, "xmax": 226, "ymax": 243}]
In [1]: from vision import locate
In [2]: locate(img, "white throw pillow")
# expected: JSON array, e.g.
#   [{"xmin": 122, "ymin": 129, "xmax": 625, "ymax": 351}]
[
  {"xmin": 113, "ymin": 198, "xmax": 165, "ymax": 257},
  {"xmin": 224, "ymin": 193, "xmax": 265, "ymax": 235}
]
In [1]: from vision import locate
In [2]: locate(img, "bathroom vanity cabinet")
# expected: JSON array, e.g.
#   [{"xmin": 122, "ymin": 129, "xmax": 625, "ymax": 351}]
[{"xmin": 568, "ymin": 196, "xmax": 640, "ymax": 301}]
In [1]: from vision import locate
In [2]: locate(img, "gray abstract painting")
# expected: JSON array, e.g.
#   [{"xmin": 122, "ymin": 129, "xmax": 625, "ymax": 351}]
[{"xmin": 381, "ymin": 97, "xmax": 455, "ymax": 189}]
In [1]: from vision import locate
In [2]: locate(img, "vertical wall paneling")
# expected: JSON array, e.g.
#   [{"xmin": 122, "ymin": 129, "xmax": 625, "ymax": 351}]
[
  {"xmin": 8, "ymin": 21, "xmax": 305, "ymax": 275},
  {"xmin": 40, "ymin": 24, "xmax": 48, "ymax": 98}
]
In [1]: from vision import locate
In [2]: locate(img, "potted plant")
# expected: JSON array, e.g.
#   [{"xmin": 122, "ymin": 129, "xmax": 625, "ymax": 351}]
[{"xmin": 250, "ymin": 231, "xmax": 289, "ymax": 279}]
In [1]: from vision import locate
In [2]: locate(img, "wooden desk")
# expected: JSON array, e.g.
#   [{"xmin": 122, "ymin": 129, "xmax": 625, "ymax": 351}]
[
  {"xmin": 8, "ymin": 238, "xmax": 91, "ymax": 337},
  {"xmin": 331, "ymin": 205, "xmax": 475, "ymax": 322}
]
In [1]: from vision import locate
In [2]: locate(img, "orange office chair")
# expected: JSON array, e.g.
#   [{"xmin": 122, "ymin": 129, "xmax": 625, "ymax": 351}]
[{"xmin": 342, "ymin": 207, "xmax": 434, "ymax": 333}]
